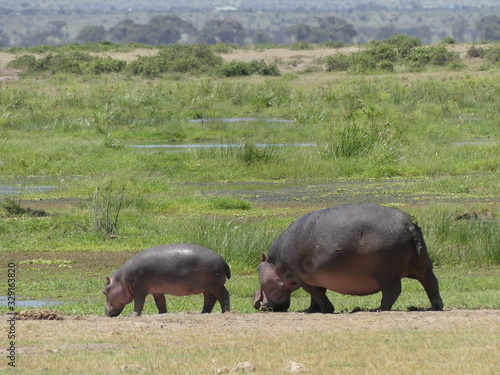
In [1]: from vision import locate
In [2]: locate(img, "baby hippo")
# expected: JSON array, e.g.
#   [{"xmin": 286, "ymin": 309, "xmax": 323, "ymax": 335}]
[{"xmin": 104, "ymin": 243, "xmax": 231, "ymax": 317}]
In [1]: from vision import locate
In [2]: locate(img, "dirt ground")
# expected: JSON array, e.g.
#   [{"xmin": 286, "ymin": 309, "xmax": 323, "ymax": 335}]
[{"xmin": 7, "ymin": 309, "xmax": 500, "ymax": 374}]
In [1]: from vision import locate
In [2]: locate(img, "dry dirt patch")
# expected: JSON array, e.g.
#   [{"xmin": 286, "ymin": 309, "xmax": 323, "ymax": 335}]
[{"xmin": 10, "ymin": 309, "xmax": 500, "ymax": 374}]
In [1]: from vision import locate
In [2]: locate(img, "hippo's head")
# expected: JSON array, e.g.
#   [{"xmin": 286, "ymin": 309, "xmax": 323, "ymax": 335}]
[
  {"xmin": 253, "ymin": 254, "xmax": 293, "ymax": 312},
  {"xmin": 103, "ymin": 276, "xmax": 133, "ymax": 317}
]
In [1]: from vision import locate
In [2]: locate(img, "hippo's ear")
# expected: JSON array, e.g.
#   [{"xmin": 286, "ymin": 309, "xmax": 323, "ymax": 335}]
[
  {"xmin": 106, "ymin": 276, "xmax": 111, "ymax": 285},
  {"xmin": 260, "ymin": 254, "xmax": 267, "ymax": 263}
]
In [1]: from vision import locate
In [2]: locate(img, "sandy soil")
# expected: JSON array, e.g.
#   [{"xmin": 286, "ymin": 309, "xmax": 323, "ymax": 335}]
[
  {"xmin": 9, "ymin": 309, "xmax": 499, "ymax": 374},
  {"xmin": 15, "ymin": 308, "xmax": 500, "ymax": 339}
]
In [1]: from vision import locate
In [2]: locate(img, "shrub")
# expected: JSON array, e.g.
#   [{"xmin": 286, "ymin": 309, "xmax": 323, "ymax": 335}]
[
  {"xmin": 346, "ymin": 51, "xmax": 377, "ymax": 73},
  {"xmin": 484, "ymin": 45, "xmax": 500, "ymax": 65},
  {"xmin": 128, "ymin": 44, "xmax": 225, "ymax": 77},
  {"xmin": 367, "ymin": 43, "xmax": 398, "ymax": 62},
  {"xmin": 85, "ymin": 56, "xmax": 127, "ymax": 74},
  {"xmin": 382, "ymin": 34, "xmax": 422, "ymax": 58},
  {"xmin": 466, "ymin": 46, "xmax": 486, "ymax": 58},
  {"xmin": 8, "ymin": 52, "xmax": 126, "ymax": 75},
  {"xmin": 378, "ymin": 60, "xmax": 395, "ymax": 72},
  {"xmin": 404, "ymin": 46, "xmax": 461, "ymax": 68},
  {"xmin": 325, "ymin": 53, "xmax": 350, "ymax": 71},
  {"xmin": 441, "ymin": 36, "xmax": 456, "ymax": 44},
  {"xmin": 217, "ymin": 61, "xmax": 253, "ymax": 77},
  {"xmin": 7, "ymin": 54, "xmax": 39, "ymax": 71},
  {"xmin": 127, "ymin": 55, "xmax": 164, "ymax": 77}
]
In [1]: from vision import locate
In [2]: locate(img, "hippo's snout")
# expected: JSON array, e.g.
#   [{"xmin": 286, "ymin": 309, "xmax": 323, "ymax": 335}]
[{"xmin": 105, "ymin": 305, "xmax": 123, "ymax": 317}]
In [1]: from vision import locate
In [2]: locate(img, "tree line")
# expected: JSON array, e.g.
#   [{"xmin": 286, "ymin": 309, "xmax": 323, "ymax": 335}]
[{"xmin": 2, "ymin": 13, "xmax": 500, "ymax": 48}]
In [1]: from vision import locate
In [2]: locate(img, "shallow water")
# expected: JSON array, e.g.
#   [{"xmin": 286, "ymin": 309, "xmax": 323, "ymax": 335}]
[
  {"xmin": 0, "ymin": 296, "xmax": 62, "ymax": 308},
  {"xmin": 0, "ymin": 178, "xmax": 60, "ymax": 195},
  {"xmin": 186, "ymin": 117, "xmax": 294, "ymax": 123},
  {"xmin": 127, "ymin": 142, "xmax": 316, "ymax": 149}
]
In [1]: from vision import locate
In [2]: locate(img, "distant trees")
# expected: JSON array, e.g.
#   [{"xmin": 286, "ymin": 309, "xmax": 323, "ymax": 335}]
[
  {"xmin": 107, "ymin": 16, "xmax": 194, "ymax": 45},
  {"xmin": 17, "ymin": 20, "xmax": 69, "ymax": 46},
  {"xmin": 316, "ymin": 16, "xmax": 358, "ymax": 43},
  {"xmin": 452, "ymin": 19, "xmax": 469, "ymax": 42},
  {"xmin": 0, "ymin": 30, "xmax": 10, "ymax": 48},
  {"xmin": 198, "ymin": 19, "xmax": 248, "ymax": 44},
  {"xmin": 477, "ymin": 16, "xmax": 500, "ymax": 41},
  {"xmin": 76, "ymin": 26, "xmax": 107, "ymax": 43},
  {"xmin": 285, "ymin": 16, "xmax": 357, "ymax": 43}
]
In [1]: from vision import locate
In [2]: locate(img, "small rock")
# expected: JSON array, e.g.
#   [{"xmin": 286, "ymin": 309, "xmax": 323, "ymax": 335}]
[
  {"xmin": 233, "ymin": 362, "xmax": 255, "ymax": 372},
  {"xmin": 284, "ymin": 361, "xmax": 312, "ymax": 373},
  {"xmin": 215, "ymin": 367, "xmax": 230, "ymax": 374}
]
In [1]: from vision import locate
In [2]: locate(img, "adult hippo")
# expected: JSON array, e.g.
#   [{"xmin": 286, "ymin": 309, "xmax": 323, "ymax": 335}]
[
  {"xmin": 104, "ymin": 243, "xmax": 231, "ymax": 317},
  {"xmin": 253, "ymin": 204, "xmax": 443, "ymax": 313}
]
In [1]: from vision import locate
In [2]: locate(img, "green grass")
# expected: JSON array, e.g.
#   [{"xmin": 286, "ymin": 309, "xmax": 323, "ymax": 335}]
[
  {"xmin": 0, "ymin": 43, "xmax": 499, "ymax": 319},
  {"xmin": 1, "ymin": 262, "xmax": 499, "ymax": 316}
]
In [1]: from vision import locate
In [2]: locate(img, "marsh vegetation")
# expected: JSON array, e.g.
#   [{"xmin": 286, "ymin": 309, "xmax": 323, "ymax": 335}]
[{"xmin": 0, "ymin": 40, "xmax": 498, "ymax": 319}]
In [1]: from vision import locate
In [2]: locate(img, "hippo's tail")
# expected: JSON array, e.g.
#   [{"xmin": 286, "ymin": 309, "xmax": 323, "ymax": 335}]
[
  {"xmin": 409, "ymin": 223, "xmax": 427, "ymax": 256},
  {"xmin": 224, "ymin": 260, "xmax": 231, "ymax": 280}
]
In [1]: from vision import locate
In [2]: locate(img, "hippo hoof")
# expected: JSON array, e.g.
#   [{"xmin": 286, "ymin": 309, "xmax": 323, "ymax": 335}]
[{"xmin": 431, "ymin": 299, "xmax": 444, "ymax": 311}]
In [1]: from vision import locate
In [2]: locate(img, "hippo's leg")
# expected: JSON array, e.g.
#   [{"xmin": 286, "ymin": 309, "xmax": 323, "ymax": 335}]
[
  {"xmin": 202, "ymin": 287, "xmax": 230, "ymax": 313},
  {"xmin": 301, "ymin": 284, "xmax": 334, "ymax": 313},
  {"xmin": 201, "ymin": 291, "xmax": 217, "ymax": 313},
  {"xmin": 304, "ymin": 295, "xmax": 322, "ymax": 313},
  {"xmin": 131, "ymin": 292, "xmax": 147, "ymax": 316},
  {"xmin": 416, "ymin": 269, "xmax": 444, "ymax": 311},
  {"xmin": 377, "ymin": 277, "xmax": 402, "ymax": 311},
  {"xmin": 216, "ymin": 286, "xmax": 231, "ymax": 313},
  {"xmin": 153, "ymin": 293, "xmax": 167, "ymax": 314}
]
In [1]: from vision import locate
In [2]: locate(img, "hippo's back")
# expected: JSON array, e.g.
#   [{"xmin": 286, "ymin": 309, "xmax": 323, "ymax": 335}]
[
  {"xmin": 269, "ymin": 204, "xmax": 417, "ymax": 268},
  {"xmin": 116, "ymin": 243, "xmax": 230, "ymax": 281}
]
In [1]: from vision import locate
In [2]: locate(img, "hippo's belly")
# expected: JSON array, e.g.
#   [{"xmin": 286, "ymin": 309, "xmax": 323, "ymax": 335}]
[
  {"xmin": 308, "ymin": 273, "xmax": 382, "ymax": 296},
  {"xmin": 148, "ymin": 282, "xmax": 204, "ymax": 296}
]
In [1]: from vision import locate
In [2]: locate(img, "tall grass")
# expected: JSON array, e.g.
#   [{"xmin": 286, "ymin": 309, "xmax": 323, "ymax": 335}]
[
  {"xmin": 178, "ymin": 217, "xmax": 279, "ymax": 272},
  {"xmin": 91, "ymin": 181, "xmax": 126, "ymax": 237},
  {"xmin": 415, "ymin": 205, "xmax": 500, "ymax": 266}
]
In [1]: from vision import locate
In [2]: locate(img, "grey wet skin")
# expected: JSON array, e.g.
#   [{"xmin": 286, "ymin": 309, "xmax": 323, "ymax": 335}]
[
  {"xmin": 104, "ymin": 243, "xmax": 231, "ymax": 317},
  {"xmin": 254, "ymin": 204, "xmax": 444, "ymax": 313}
]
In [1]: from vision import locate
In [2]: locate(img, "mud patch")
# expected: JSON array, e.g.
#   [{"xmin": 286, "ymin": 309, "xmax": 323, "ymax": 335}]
[{"xmin": 16, "ymin": 309, "xmax": 65, "ymax": 320}]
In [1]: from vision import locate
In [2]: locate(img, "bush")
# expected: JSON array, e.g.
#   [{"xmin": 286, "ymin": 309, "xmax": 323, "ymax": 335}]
[
  {"xmin": 8, "ymin": 52, "xmax": 126, "ymax": 75},
  {"xmin": 325, "ymin": 53, "xmax": 350, "ymax": 71},
  {"xmin": 378, "ymin": 60, "xmax": 395, "ymax": 72},
  {"xmin": 128, "ymin": 44, "xmax": 225, "ymax": 77},
  {"xmin": 382, "ymin": 34, "xmax": 422, "ymax": 58},
  {"xmin": 85, "ymin": 56, "xmax": 127, "ymax": 74},
  {"xmin": 346, "ymin": 51, "xmax": 377, "ymax": 73},
  {"xmin": 217, "ymin": 61, "xmax": 253, "ymax": 77},
  {"xmin": 484, "ymin": 45, "xmax": 500, "ymax": 65},
  {"xmin": 367, "ymin": 43, "xmax": 398, "ymax": 62},
  {"xmin": 441, "ymin": 36, "xmax": 456, "ymax": 44},
  {"xmin": 404, "ymin": 46, "xmax": 461, "ymax": 68},
  {"xmin": 466, "ymin": 46, "xmax": 486, "ymax": 58},
  {"xmin": 216, "ymin": 60, "xmax": 280, "ymax": 77}
]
